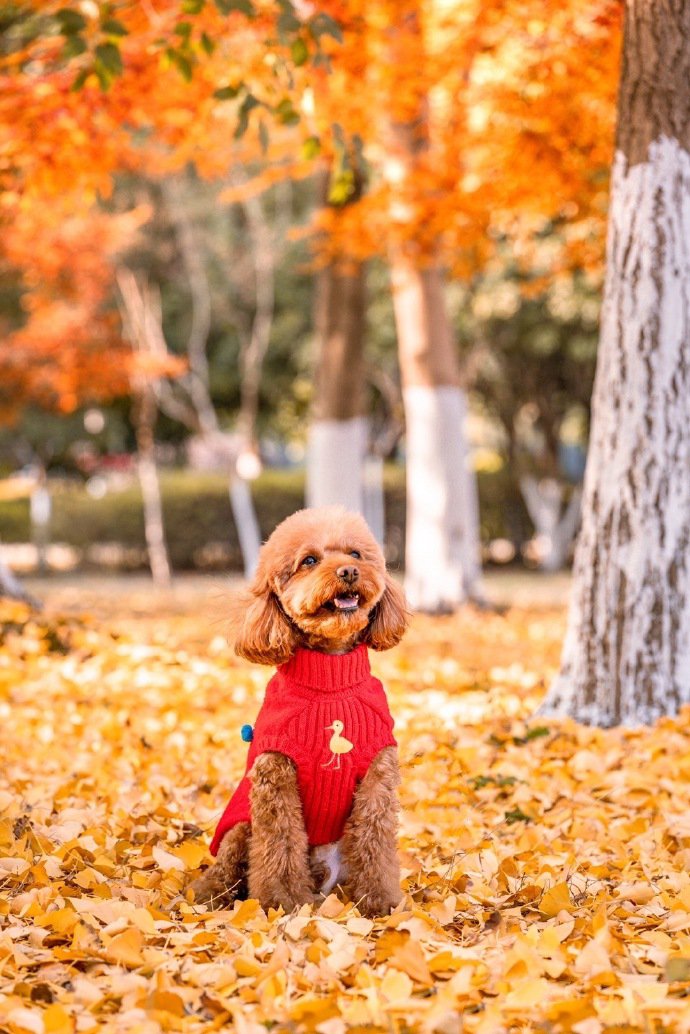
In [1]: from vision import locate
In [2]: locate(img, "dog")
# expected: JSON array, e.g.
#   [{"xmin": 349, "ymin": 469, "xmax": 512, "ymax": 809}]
[{"xmin": 190, "ymin": 505, "xmax": 408, "ymax": 917}]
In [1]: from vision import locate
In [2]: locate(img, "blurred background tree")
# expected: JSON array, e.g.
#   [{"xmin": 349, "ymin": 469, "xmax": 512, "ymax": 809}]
[{"xmin": 0, "ymin": 0, "xmax": 620, "ymax": 607}]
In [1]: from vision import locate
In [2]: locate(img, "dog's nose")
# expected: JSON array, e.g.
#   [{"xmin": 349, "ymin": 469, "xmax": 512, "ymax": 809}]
[{"xmin": 337, "ymin": 565, "xmax": 359, "ymax": 584}]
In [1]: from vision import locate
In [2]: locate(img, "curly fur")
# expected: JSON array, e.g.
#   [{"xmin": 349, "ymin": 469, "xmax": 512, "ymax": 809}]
[
  {"xmin": 247, "ymin": 752, "xmax": 315, "ymax": 910},
  {"xmin": 191, "ymin": 506, "xmax": 408, "ymax": 916},
  {"xmin": 341, "ymin": 746, "xmax": 402, "ymax": 915},
  {"xmin": 230, "ymin": 507, "xmax": 408, "ymax": 663}
]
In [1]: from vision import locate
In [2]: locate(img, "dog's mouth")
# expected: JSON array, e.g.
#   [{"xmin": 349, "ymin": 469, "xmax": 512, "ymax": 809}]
[{"xmin": 323, "ymin": 592, "xmax": 360, "ymax": 613}]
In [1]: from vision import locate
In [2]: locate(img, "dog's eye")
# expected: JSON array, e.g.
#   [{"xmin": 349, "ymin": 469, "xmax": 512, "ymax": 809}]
[
  {"xmin": 349, "ymin": 550, "xmax": 361, "ymax": 560},
  {"xmin": 301, "ymin": 555, "xmax": 318, "ymax": 567}
]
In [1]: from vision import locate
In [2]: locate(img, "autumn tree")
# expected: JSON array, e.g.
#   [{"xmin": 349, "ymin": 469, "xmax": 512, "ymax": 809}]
[
  {"xmin": 306, "ymin": 164, "xmax": 369, "ymax": 516},
  {"xmin": 543, "ymin": 0, "xmax": 690, "ymax": 725},
  {"xmin": 1, "ymin": 0, "xmax": 622, "ymax": 605},
  {"xmin": 381, "ymin": 2, "xmax": 482, "ymax": 611},
  {"xmin": 0, "ymin": 1, "xmax": 326, "ymax": 586},
  {"xmin": 295, "ymin": 0, "xmax": 619, "ymax": 609}
]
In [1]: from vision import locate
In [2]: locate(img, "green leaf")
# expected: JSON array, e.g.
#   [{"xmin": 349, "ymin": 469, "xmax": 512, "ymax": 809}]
[
  {"xmin": 101, "ymin": 18, "xmax": 128, "ymax": 37},
  {"xmin": 95, "ymin": 63, "xmax": 111, "ymax": 90},
  {"xmin": 214, "ymin": 0, "xmax": 254, "ymax": 15},
  {"xmin": 200, "ymin": 31, "xmax": 215, "ymax": 55},
  {"xmin": 521, "ymin": 725, "xmax": 551, "ymax": 743},
  {"xmin": 277, "ymin": 6, "xmax": 300, "ymax": 39},
  {"xmin": 71, "ymin": 67, "xmax": 90, "ymax": 92},
  {"xmin": 95, "ymin": 41, "xmax": 122, "ymax": 77},
  {"xmin": 166, "ymin": 47, "xmax": 193, "ymax": 81},
  {"xmin": 328, "ymin": 168, "xmax": 355, "ymax": 206},
  {"xmin": 213, "ymin": 83, "xmax": 241, "ymax": 100},
  {"xmin": 61, "ymin": 34, "xmax": 87, "ymax": 59},
  {"xmin": 234, "ymin": 92, "xmax": 260, "ymax": 138},
  {"xmin": 468, "ymin": 773, "xmax": 519, "ymax": 791},
  {"xmin": 290, "ymin": 36, "xmax": 308, "ymax": 66},
  {"xmin": 308, "ymin": 12, "xmax": 343, "ymax": 44},
  {"xmin": 301, "ymin": 135, "xmax": 320, "ymax": 160},
  {"xmin": 174, "ymin": 20, "xmax": 192, "ymax": 39},
  {"xmin": 275, "ymin": 97, "xmax": 299, "ymax": 126},
  {"xmin": 182, "ymin": 0, "xmax": 206, "ymax": 11},
  {"xmin": 505, "ymin": 807, "xmax": 532, "ymax": 824},
  {"xmin": 327, "ymin": 140, "xmax": 357, "ymax": 205},
  {"xmin": 56, "ymin": 8, "xmax": 87, "ymax": 34},
  {"xmin": 258, "ymin": 119, "xmax": 269, "ymax": 154}
]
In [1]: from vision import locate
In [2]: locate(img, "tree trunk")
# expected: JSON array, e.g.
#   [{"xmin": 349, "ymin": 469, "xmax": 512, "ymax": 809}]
[
  {"xmin": 0, "ymin": 552, "xmax": 41, "ymax": 609},
  {"xmin": 363, "ymin": 453, "xmax": 385, "ymax": 546},
  {"xmin": 30, "ymin": 469, "xmax": 51, "ymax": 576},
  {"xmin": 163, "ymin": 178, "xmax": 216, "ymax": 437},
  {"xmin": 542, "ymin": 0, "xmax": 690, "ymax": 725},
  {"xmin": 520, "ymin": 477, "xmax": 582, "ymax": 572},
  {"xmin": 163, "ymin": 181, "xmax": 264, "ymax": 578},
  {"xmin": 391, "ymin": 252, "xmax": 482, "ymax": 612},
  {"xmin": 384, "ymin": 8, "xmax": 482, "ymax": 612},
  {"xmin": 229, "ymin": 475, "xmax": 261, "ymax": 580},
  {"xmin": 306, "ymin": 168, "xmax": 370, "ymax": 518},
  {"xmin": 236, "ymin": 187, "xmax": 275, "ymax": 453},
  {"xmin": 132, "ymin": 386, "xmax": 171, "ymax": 589},
  {"xmin": 306, "ymin": 258, "xmax": 368, "ymax": 514}
]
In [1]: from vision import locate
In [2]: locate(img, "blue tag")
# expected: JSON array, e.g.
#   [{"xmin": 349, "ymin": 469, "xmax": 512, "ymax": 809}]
[{"xmin": 241, "ymin": 724, "xmax": 254, "ymax": 743}]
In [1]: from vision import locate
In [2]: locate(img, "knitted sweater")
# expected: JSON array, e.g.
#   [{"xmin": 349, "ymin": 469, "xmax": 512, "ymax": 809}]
[{"xmin": 210, "ymin": 644, "xmax": 395, "ymax": 853}]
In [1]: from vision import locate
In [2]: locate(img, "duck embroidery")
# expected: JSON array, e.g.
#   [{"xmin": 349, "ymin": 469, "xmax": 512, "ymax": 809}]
[{"xmin": 322, "ymin": 720, "xmax": 354, "ymax": 769}]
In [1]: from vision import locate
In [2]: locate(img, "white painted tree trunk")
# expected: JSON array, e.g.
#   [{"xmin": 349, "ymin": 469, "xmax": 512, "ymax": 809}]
[
  {"xmin": 136, "ymin": 446, "xmax": 171, "ymax": 589},
  {"xmin": 0, "ymin": 552, "xmax": 41, "ymax": 609},
  {"xmin": 308, "ymin": 193, "xmax": 370, "ymax": 525},
  {"xmin": 30, "ymin": 481, "xmax": 51, "ymax": 576},
  {"xmin": 520, "ymin": 477, "xmax": 582, "ymax": 572},
  {"xmin": 229, "ymin": 476, "xmax": 261, "ymax": 580},
  {"xmin": 363, "ymin": 453, "xmax": 385, "ymax": 547},
  {"xmin": 403, "ymin": 385, "xmax": 481, "ymax": 612},
  {"xmin": 389, "ymin": 251, "xmax": 483, "ymax": 611},
  {"xmin": 382, "ymin": 4, "xmax": 484, "ymax": 613},
  {"xmin": 543, "ymin": 136, "xmax": 690, "ymax": 725},
  {"xmin": 306, "ymin": 417, "xmax": 368, "ymax": 515}
]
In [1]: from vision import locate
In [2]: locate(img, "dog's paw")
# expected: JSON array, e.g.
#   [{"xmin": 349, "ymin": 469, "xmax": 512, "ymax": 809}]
[
  {"xmin": 254, "ymin": 885, "xmax": 320, "ymax": 913},
  {"xmin": 350, "ymin": 886, "xmax": 401, "ymax": 918},
  {"xmin": 189, "ymin": 867, "xmax": 239, "ymax": 909}
]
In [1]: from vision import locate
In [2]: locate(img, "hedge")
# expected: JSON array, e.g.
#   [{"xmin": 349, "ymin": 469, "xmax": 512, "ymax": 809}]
[{"xmin": 0, "ymin": 466, "xmax": 531, "ymax": 571}]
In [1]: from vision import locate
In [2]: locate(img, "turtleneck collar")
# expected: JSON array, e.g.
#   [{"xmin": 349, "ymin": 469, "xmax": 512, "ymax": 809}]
[{"xmin": 278, "ymin": 643, "xmax": 371, "ymax": 691}]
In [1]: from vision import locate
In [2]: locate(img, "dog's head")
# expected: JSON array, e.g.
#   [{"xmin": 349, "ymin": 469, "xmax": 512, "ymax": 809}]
[{"xmin": 230, "ymin": 506, "xmax": 408, "ymax": 665}]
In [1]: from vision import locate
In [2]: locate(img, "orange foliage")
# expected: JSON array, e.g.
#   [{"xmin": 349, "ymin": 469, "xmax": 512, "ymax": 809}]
[
  {"xmin": 0, "ymin": 1, "xmax": 310, "ymax": 203},
  {"xmin": 0, "ymin": 202, "xmax": 146, "ymax": 422},
  {"xmin": 299, "ymin": 0, "xmax": 622, "ymax": 278},
  {"xmin": 0, "ymin": 0, "xmax": 622, "ymax": 420},
  {"xmin": 0, "ymin": 2, "xmax": 316, "ymax": 420}
]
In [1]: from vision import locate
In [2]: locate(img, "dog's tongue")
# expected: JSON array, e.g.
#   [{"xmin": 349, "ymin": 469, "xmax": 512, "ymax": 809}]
[{"xmin": 334, "ymin": 595, "xmax": 359, "ymax": 611}]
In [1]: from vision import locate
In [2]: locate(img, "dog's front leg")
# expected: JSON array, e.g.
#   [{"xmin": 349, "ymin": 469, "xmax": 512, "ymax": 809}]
[
  {"xmin": 190, "ymin": 821, "xmax": 250, "ymax": 908},
  {"xmin": 248, "ymin": 751, "xmax": 315, "ymax": 912},
  {"xmin": 341, "ymin": 746, "xmax": 402, "ymax": 917}
]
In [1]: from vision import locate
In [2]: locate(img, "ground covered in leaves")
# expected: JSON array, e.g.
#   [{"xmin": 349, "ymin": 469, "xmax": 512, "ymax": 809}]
[{"xmin": 2, "ymin": 576, "xmax": 690, "ymax": 1033}]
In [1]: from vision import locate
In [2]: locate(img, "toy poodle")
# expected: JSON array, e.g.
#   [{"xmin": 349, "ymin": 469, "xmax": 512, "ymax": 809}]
[{"xmin": 191, "ymin": 505, "xmax": 409, "ymax": 917}]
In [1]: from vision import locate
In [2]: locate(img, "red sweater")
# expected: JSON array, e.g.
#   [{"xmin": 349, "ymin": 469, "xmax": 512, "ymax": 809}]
[{"xmin": 210, "ymin": 645, "xmax": 395, "ymax": 853}]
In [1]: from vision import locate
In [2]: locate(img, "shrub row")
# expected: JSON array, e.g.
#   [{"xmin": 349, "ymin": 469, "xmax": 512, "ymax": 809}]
[{"xmin": 0, "ymin": 467, "xmax": 531, "ymax": 571}]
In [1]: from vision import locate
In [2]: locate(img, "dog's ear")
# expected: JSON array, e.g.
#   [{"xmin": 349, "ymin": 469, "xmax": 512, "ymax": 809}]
[
  {"xmin": 364, "ymin": 573, "xmax": 409, "ymax": 651},
  {"xmin": 230, "ymin": 587, "xmax": 297, "ymax": 666}
]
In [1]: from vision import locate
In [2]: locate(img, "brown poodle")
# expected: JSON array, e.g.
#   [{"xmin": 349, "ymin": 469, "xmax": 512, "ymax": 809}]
[{"xmin": 191, "ymin": 506, "xmax": 408, "ymax": 917}]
